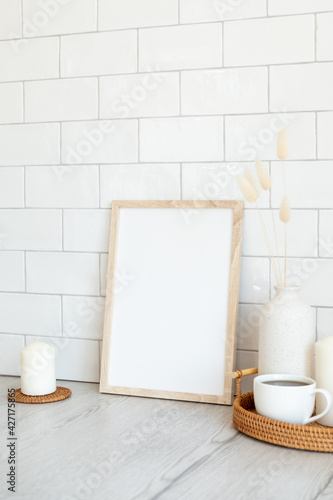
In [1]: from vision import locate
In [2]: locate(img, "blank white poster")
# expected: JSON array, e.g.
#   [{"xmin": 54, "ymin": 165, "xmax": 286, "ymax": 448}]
[{"xmin": 107, "ymin": 207, "xmax": 233, "ymax": 396}]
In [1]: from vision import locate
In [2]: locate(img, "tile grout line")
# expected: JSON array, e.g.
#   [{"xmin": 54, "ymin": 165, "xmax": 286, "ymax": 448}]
[
  {"xmin": 95, "ymin": 0, "xmax": 99, "ymax": 31},
  {"xmin": 97, "ymin": 165, "xmax": 100, "ymax": 211},
  {"xmin": 2, "ymin": 11, "xmax": 332, "ymax": 43},
  {"xmin": 24, "ymin": 250, "xmax": 27, "ymax": 293},
  {"xmin": 61, "ymin": 209, "xmax": 64, "ymax": 251},
  {"xmin": 60, "ymin": 295, "xmax": 64, "ymax": 337},
  {"xmin": 1, "ymin": 109, "xmax": 330, "ymax": 127},
  {"xmin": 58, "ymin": 36, "xmax": 61, "ymax": 78},
  {"xmin": 267, "ymin": 66, "xmax": 270, "ymax": 112},
  {"xmin": 180, "ymin": 163, "xmax": 183, "ymax": 200},
  {"xmin": 221, "ymin": 21, "xmax": 224, "ymax": 68},
  {"xmin": 137, "ymin": 118, "xmax": 140, "ymax": 163},
  {"xmin": 179, "ymin": 71, "xmax": 182, "ymax": 115},
  {"xmin": 2, "ymin": 158, "xmax": 333, "ymax": 167},
  {"xmin": 3, "ymin": 59, "xmax": 333, "ymax": 87},
  {"xmin": 315, "ymin": 13, "xmax": 318, "ymax": 61},
  {"xmin": 136, "ymin": 29, "xmax": 139, "ymax": 73},
  {"xmin": 20, "ymin": 0, "xmax": 23, "ymax": 36}
]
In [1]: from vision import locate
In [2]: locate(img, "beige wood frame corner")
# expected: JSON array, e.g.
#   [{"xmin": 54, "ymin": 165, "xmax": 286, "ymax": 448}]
[{"xmin": 100, "ymin": 200, "xmax": 244, "ymax": 405}]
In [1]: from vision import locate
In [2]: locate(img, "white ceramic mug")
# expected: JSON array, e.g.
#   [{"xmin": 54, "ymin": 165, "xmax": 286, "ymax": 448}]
[{"xmin": 254, "ymin": 374, "xmax": 332, "ymax": 425}]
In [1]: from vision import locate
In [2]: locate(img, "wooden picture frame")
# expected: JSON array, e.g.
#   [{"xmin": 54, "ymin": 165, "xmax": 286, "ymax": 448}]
[{"xmin": 100, "ymin": 200, "xmax": 244, "ymax": 405}]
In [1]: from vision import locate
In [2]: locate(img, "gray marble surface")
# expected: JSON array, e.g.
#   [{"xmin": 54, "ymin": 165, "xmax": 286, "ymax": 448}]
[{"xmin": 1, "ymin": 376, "xmax": 332, "ymax": 500}]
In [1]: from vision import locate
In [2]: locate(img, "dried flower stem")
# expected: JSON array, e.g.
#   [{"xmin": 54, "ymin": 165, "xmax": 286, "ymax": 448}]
[
  {"xmin": 284, "ymin": 224, "xmax": 287, "ymax": 287},
  {"xmin": 256, "ymin": 202, "xmax": 281, "ymax": 286},
  {"xmin": 271, "ymin": 209, "xmax": 282, "ymax": 284},
  {"xmin": 282, "ymin": 160, "xmax": 287, "ymax": 285}
]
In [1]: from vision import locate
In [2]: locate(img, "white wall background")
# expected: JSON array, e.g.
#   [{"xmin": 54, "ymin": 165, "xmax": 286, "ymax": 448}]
[{"xmin": 1, "ymin": 0, "xmax": 333, "ymax": 391}]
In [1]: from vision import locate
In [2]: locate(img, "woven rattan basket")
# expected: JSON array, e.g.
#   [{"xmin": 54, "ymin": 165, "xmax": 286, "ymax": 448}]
[{"xmin": 232, "ymin": 368, "xmax": 333, "ymax": 452}]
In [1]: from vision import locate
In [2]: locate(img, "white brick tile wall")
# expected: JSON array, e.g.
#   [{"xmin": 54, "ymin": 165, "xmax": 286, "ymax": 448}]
[
  {"xmin": 0, "ymin": 168, "xmax": 24, "ymax": 207},
  {"xmin": 63, "ymin": 209, "xmax": 110, "ymax": 252},
  {"xmin": 0, "ymin": 0, "xmax": 21, "ymax": 40},
  {"xmin": 0, "ymin": 123, "xmax": 60, "ymax": 166},
  {"xmin": 26, "ymin": 165, "xmax": 99, "ymax": 208},
  {"xmin": 180, "ymin": 0, "xmax": 267, "ymax": 23},
  {"xmin": 0, "ymin": 293, "xmax": 61, "ymax": 335},
  {"xmin": 181, "ymin": 67, "xmax": 268, "ymax": 115},
  {"xmin": 140, "ymin": 117, "xmax": 224, "ymax": 162},
  {"xmin": 317, "ymin": 13, "xmax": 333, "ymax": 61},
  {"xmin": 100, "ymin": 72, "xmax": 180, "ymax": 119},
  {"xmin": 268, "ymin": 0, "xmax": 333, "ymax": 16},
  {"xmin": 98, "ymin": 0, "xmax": 178, "ymax": 30},
  {"xmin": 271, "ymin": 161, "xmax": 333, "ymax": 209},
  {"xmin": 63, "ymin": 296, "xmax": 105, "ymax": 340},
  {"xmin": 0, "ymin": 334, "xmax": 24, "ymax": 376},
  {"xmin": 270, "ymin": 63, "xmax": 333, "ymax": 112},
  {"xmin": 139, "ymin": 24, "xmax": 223, "ymax": 71},
  {"xmin": 0, "ymin": 209, "xmax": 62, "ymax": 250},
  {"xmin": 26, "ymin": 335, "xmax": 100, "ymax": 382},
  {"xmin": 318, "ymin": 112, "xmax": 333, "ymax": 159},
  {"xmin": 26, "ymin": 252, "xmax": 99, "ymax": 295},
  {"xmin": 25, "ymin": 78, "xmax": 98, "ymax": 122},
  {"xmin": 0, "ymin": 83, "xmax": 23, "ymax": 124},
  {"xmin": 0, "ymin": 4, "xmax": 332, "ymax": 382},
  {"xmin": 61, "ymin": 31, "xmax": 137, "ymax": 78},
  {"xmin": 61, "ymin": 120, "xmax": 138, "ymax": 164},
  {"xmin": 100, "ymin": 164, "xmax": 181, "ymax": 207},
  {"xmin": 23, "ymin": 0, "xmax": 97, "ymax": 37},
  {"xmin": 0, "ymin": 37, "xmax": 59, "ymax": 82},
  {"xmin": 224, "ymin": 16, "xmax": 314, "ymax": 67},
  {"xmin": 224, "ymin": 113, "xmax": 315, "ymax": 161},
  {"xmin": 0, "ymin": 252, "xmax": 25, "ymax": 292}
]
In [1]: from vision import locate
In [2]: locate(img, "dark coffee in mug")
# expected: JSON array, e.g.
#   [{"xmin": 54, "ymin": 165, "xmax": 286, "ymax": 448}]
[{"xmin": 262, "ymin": 380, "xmax": 310, "ymax": 387}]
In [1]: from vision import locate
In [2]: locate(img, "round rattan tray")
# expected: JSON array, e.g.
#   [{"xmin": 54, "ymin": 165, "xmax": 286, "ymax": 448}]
[
  {"xmin": 10, "ymin": 386, "xmax": 72, "ymax": 404},
  {"xmin": 233, "ymin": 391, "xmax": 333, "ymax": 452}
]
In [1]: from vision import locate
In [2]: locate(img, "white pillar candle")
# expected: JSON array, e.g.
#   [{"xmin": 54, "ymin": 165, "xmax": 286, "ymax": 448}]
[
  {"xmin": 20, "ymin": 341, "xmax": 56, "ymax": 396},
  {"xmin": 315, "ymin": 336, "xmax": 333, "ymax": 427}
]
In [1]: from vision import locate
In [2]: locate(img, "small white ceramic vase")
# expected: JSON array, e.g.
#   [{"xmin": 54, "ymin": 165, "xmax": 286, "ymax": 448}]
[{"xmin": 258, "ymin": 286, "xmax": 315, "ymax": 378}]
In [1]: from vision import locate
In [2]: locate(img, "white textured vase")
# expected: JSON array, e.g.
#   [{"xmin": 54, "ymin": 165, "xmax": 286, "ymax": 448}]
[{"xmin": 258, "ymin": 286, "xmax": 315, "ymax": 378}]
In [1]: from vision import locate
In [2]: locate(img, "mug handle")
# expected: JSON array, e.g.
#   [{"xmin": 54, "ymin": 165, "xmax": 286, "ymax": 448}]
[{"xmin": 304, "ymin": 389, "xmax": 333, "ymax": 425}]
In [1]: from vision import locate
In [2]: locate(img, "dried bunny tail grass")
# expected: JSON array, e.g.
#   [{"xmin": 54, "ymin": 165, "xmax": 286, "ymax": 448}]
[
  {"xmin": 279, "ymin": 196, "xmax": 291, "ymax": 223},
  {"xmin": 277, "ymin": 128, "xmax": 288, "ymax": 160},
  {"xmin": 255, "ymin": 158, "xmax": 271, "ymax": 190},
  {"xmin": 243, "ymin": 167, "xmax": 260, "ymax": 197},
  {"xmin": 237, "ymin": 175, "xmax": 258, "ymax": 203}
]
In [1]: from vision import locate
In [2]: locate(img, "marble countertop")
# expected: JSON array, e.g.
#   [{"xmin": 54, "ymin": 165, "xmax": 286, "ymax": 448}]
[{"xmin": 1, "ymin": 376, "xmax": 332, "ymax": 500}]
